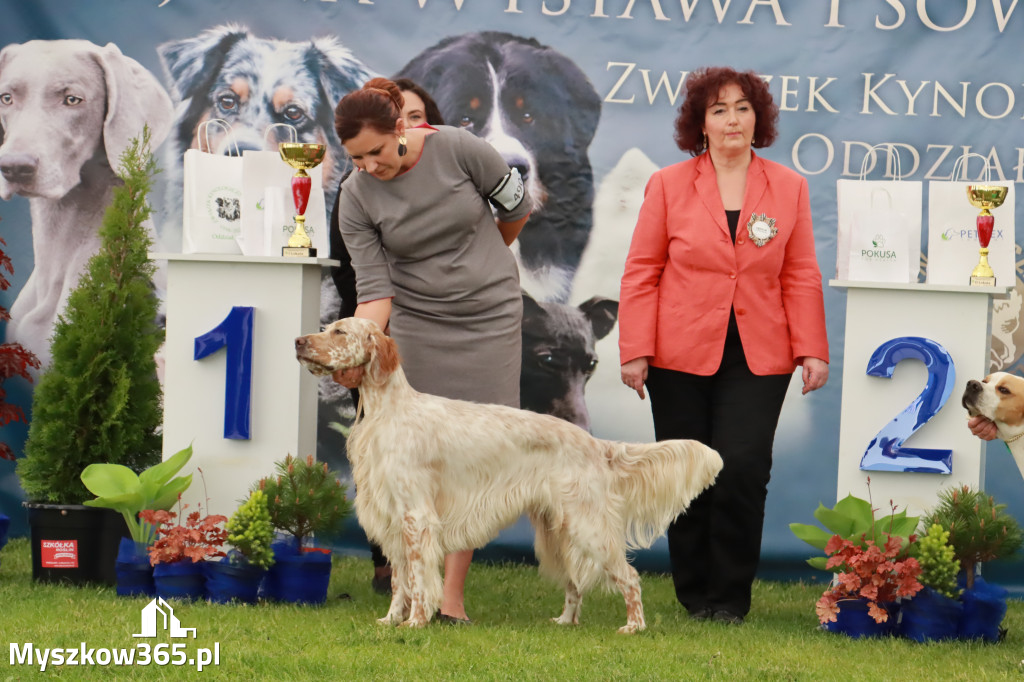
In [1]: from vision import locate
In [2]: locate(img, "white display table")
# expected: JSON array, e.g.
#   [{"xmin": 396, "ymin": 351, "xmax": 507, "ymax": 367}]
[
  {"xmin": 152, "ymin": 253, "xmax": 338, "ymax": 516},
  {"xmin": 830, "ymin": 280, "xmax": 1010, "ymax": 515}
]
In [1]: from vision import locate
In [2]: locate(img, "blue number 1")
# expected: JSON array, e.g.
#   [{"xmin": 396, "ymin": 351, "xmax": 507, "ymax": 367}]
[
  {"xmin": 860, "ymin": 336, "xmax": 954, "ymax": 474},
  {"xmin": 194, "ymin": 306, "xmax": 254, "ymax": 440}
]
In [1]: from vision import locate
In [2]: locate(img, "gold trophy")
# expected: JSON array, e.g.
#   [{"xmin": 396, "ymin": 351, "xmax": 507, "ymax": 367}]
[
  {"xmin": 966, "ymin": 185, "xmax": 1008, "ymax": 286},
  {"xmin": 279, "ymin": 142, "xmax": 326, "ymax": 257}
]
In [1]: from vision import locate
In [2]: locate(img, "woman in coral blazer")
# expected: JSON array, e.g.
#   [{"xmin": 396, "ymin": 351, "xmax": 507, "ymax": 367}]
[{"xmin": 619, "ymin": 67, "xmax": 829, "ymax": 625}]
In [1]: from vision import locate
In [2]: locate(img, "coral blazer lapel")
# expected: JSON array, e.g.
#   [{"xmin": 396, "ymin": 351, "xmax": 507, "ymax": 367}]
[
  {"xmin": 741, "ymin": 153, "xmax": 769, "ymax": 230},
  {"xmin": 695, "ymin": 154, "xmax": 730, "ymax": 239}
]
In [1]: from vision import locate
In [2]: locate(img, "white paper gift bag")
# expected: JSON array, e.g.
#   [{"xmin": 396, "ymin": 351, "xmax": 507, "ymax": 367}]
[
  {"xmin": 926, "ymin": 153, "xmax": 1015, "ymax": 286},
  {"xmin": 847, "ymin": 188, "xmax": 910, "ymax": 283},
  {"xmin": 182, "ymin": 120, "xmax": 243, "ymax": 254},
  {"xmin": 836, "ymin": 144, "xmax": 921, "ymax": 282},
  {"xmin": 241, "ymin": 124, "xmax": 328, "ymax": 256}
]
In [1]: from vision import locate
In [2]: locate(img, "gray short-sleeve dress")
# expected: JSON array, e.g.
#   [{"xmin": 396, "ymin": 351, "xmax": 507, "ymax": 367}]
[{"xmin": 337, "ymin": 126, "xmax": 531, "ymax": 407}]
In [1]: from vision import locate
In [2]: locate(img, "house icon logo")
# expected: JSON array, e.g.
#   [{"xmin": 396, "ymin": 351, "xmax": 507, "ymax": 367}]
[{"xmin": 133, "ymin": 598, "xmax": 197, "ymax": 639}]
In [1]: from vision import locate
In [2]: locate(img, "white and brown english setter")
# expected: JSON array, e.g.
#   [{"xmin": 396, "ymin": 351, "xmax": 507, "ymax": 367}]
[{"xmin": 295, "ymin": 318, "xmax": 722, "ymax": 633}]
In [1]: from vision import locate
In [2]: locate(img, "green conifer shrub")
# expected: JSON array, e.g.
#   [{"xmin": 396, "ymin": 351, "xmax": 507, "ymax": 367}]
[
  {"xmin": 920, "ymin": 485, "xmax": 1023, "ymax": 589},
  {"xmin": 16, "ymin": 129, "xmax": 163, "ymax": 504},
  {"xmin": 915, "ymin": 523, "xmax": 961, "ymax": 599},
  {"xmin": 255, "ymin": 454, "xmax": 351, "ymax": 549},
  {"xmin": 227, "ymin": 490, "xmax": 275, "ymax": 569}
]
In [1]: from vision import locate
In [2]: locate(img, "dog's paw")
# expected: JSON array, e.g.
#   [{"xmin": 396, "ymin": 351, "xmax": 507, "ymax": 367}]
[
  {"xmin": 616, "ymin": 622, "xmax": 645, "ymax": 634},
  {"xmin": 399, "ymin": 618, "xmax": 429, "ymax": 629},
  {"xmin": 377, "ymin": 614, "xmax": 403, "ymax": 627},
  {"xmin": 551, "ymin": 614, "xmax": 579, "ymax": 626}
]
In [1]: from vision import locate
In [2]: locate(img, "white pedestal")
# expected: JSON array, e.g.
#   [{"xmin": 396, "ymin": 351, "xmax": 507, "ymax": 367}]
[
  {"xmin": 153, "ymin": 253, "xmax": 337, "ymax": 516},
  {"xmin": 830, "ymin": 280, "xmax": 1009, "ymax": 515}
]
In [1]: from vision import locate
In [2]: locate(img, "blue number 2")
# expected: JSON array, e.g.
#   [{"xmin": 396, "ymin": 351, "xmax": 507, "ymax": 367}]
[
  {"xmin": 194, "ymin": 306, "xmax": 254, "ymax": 440},
  {"xmin": 860, "ymin": 336, "xmax": 954, "ymax": 474}
]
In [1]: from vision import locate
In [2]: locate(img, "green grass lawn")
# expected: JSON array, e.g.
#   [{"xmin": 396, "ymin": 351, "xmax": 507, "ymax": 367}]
[{"xmin": 2, "ymin": 538, "xmax": 1022, "ymax": 681}]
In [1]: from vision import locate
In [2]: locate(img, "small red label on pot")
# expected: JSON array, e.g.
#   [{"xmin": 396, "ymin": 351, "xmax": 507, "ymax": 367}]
[{"xmin": 41, "ymin": 539, "xmax": 78, "ymax": 568}]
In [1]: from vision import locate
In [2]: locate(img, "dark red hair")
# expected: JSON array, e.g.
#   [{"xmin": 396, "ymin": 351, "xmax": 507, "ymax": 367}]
[
  {"xmin": 334, "ymin": 77, "xmax": 406, "ymax": 143},
  {"xmin": 673, "ymin": 66, "xmax": 778, "ymax": 156}
]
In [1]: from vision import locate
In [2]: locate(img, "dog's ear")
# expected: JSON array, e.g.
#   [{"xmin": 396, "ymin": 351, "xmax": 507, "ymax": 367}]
[
  {"xmin": 368, "ymin": 329, "xmax": 401, "ymax": 382},
  {"xmin": 521, "ymin": 291, "xmax": 548, "ymax": 332},
  {"xmin": 92, "ymin": 43, "xmax": 174, "ymax": 170},
  {"xmin": 545, "ymin": 48, "xmax": 601, "ymax": 148},
  {"xmin": 158, "ymin": 24, "xmax": 249, "ymax": 149},
  {"xmin": 578, "ymin": 296, "xmax": 619, "ymax": 341},
  {"xmin": 307, "ymin": 37, "xmax": 373, "ymax": 116}
]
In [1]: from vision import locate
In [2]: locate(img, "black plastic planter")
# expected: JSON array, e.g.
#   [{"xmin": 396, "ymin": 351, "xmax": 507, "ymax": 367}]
[{"xmin": 25, "ymin": 503, "xmax": 128, "ymax": 586}]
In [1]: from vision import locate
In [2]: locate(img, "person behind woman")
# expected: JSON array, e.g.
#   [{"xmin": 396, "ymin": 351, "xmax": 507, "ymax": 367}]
[
  {"xmin": 327, "ymin": 78, "xmax": 447, "ymax": 597},
  {"xmin": 333, "ymin": 77, "xmax": 531, "ymax": 624},
  {"xmin": 618, "ymin": 66, "xmax": 829, "ymax": 625}
]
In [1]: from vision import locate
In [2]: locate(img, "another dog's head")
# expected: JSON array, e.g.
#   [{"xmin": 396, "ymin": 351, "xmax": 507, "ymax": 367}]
[
  {"xmin": 520, "ymin": 293, "xmax": 618, "ymax": 430},
  {"xmin": 962, "ymin": 371, "xmax": 1024, "ymax": 441},
  {"xmin": 158, "ymin": 24, "xmax": 373, "ymax": 189},
  {"xmin": 295, "ymin": 317, "xmax": 400, "ymax": 389},
  {"xmin": 397, "ymin": 31, "xmax": 601, "ymax": 214},
  {"xmin": 0, "ymin": 39, "xmax": 172, "ymax": 200}
]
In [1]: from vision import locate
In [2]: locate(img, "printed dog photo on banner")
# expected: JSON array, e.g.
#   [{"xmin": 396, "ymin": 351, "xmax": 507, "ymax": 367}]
[
  {"xmin": 0, "ymin": 39, "xmax": 173, "ymax": 368},
  {"xmin": 156, "ymin": 23, "xmax": 374, "ymax": 255},
  {"xmin": 396, "ymin": 31, "xmax": 603, "ymax": 305}
]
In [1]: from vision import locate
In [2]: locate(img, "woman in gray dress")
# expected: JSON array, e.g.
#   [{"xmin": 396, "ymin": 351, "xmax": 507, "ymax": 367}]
[{"xmin": 334, "ymin": 77, "xmax": 531, "ymax": 624}]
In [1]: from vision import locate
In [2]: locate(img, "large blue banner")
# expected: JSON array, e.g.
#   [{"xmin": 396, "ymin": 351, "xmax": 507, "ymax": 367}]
[{"xmin": 2, "ymin": 0, "xmax": 1023, "ymax": 586}]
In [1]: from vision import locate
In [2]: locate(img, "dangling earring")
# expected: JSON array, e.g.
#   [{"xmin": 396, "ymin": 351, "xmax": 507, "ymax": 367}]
[
  {"xmin": 702, "ymin": 133, "xmax": 708, "ymax": 151},
  {"xmin": 397, "ymin": 134, "xmax": 408, "ymax": 157}
]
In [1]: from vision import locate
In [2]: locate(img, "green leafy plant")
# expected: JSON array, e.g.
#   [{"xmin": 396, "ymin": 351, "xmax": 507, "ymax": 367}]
[
  {"xmin": 255, "ymin": 454, "xmax": 351, "ymax": 549},
  {"xmin": 789, "ymin": 486, "xmax": 919, "ymax": 571},
  {"xmin": 16, "ymin": 129, "xmax": 163, "ymax": 503},
  {"xmin": 919, "ymin": 485, "xmax": 1023, "ymax": 589},
  {"xmin": 226, "ymin": 490, "xmax": 275, "ymax": 569},
  {"xmin": 80, "ymin": 445, "xmax": 194, "ymax": 545},
  {"xmin": 913, "ymin": 523, "xmax": 961, "ymax": 599}
]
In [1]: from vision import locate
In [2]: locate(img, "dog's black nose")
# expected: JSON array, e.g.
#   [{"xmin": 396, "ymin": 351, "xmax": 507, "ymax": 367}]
[
  {"xmin": 0, "ymin": 153, "xmax": 39, "ymax": 183},
  {"xmin": 962, "ymin": 379, "xmax": 983, "ymax": 408},
  {"xmin": 504, "ymin": 155, "xmax": 531, "ymax": 182}
]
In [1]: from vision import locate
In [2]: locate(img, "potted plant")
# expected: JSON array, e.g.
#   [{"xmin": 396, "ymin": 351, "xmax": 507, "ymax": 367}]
[
  {"xmin": 80, "ymin": 445, "xmax": 194, "ymax": 596},
  {"xmin": 790, "ymin": 485, "xmax": 923, "ymax": 637},
  {"xmin": 205, "ymin": 489, "xmax": 275, "ymax": 603},
  {"xmin": 919, "ymin": 485, "xmax": 1022, "ymax": 641},
  {"xmin": 140, "ymin": 502, "xmax": 228, "ymax": 601},
  {"xmin": 0, "ymin": 231, "xmax": 41, "ymax": 465},
  {"xmin": 898, "ymin": 523, "xmax": 963, "ymax": 642},
  {"xmin": 256, "ymin": 454, "xmax": 350, "ymax": 604},
  {"xmin": 15, "ymin": 130, "xmax": 164, "ymax": 585}
]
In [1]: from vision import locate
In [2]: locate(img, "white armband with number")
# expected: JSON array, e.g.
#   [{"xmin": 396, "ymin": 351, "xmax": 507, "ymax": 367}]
[{"xmin": 488, "ymin": 168, "xmax": 525, "ymax": 212}]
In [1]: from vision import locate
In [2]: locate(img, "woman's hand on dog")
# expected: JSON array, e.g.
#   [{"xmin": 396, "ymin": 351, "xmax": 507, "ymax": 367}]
[
  {"xmin": 967, "ymin": 414, "xmax": 999, "ymax": 441},
  {"xmin": 620, "ymin": 357, "xmax": 649, "ymax": 400},
  {"xmin": 332, "ymin": 366, "xmax": 365, "ymax": 389}
]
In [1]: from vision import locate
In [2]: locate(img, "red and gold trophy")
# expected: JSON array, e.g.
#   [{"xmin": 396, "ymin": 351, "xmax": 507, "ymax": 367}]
[
  {"xmin": 279, "ymin": 142, "xmax": 326, "ymax": 257},
  {"xmin": 966, "ymin": 184, "xmax": 1008, "ymax": 286}
]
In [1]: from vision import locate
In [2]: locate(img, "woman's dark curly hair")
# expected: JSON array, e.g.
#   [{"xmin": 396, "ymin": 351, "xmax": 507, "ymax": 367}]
[{"xmin": 673, "ymin": 66, "xmax": 778, "ymax": 156}]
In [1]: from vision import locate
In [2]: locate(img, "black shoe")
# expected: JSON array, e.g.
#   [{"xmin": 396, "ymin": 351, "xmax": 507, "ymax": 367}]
[
  {"xmin": 710, "ymin": 610, "xmax": 744, "ymax": 625},
  {"xmin": 371, "ymin": 574, "xmax": 392, "ymax": 595},
  {"xmin": 436, "ymin": 613, "xmax": 473, "ymax": 626},
  {"xmin": 688, "ymin": 607, "xmax": 714, "ymax": 621}
]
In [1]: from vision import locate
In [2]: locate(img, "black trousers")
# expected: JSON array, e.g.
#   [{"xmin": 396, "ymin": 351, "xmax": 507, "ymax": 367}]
[{"xmin": 645, "ymin": 341, "xmax": 790, "ymax": 617}]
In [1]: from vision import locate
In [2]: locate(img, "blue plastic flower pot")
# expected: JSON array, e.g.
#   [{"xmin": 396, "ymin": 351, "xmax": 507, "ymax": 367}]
[
  {"xmin": 958, "ymin": 576, "xmax": 1008, "ymax": 642},
  {"xmin": 115, "ymin": 537, "xmax": 154, "ymax": 597},
  {"xmin": 0, "ymin": 513, "xmax": 9, "ymax": 571},
  {"xmin": 823, "ymin": 598, "xmax": 897, "ymax": 638},
  {"xmin": 897, "ymin": 586, "xmax": 963, "ymax": 642},
  {"xmin": 153, "ymin": 560, "xmax": 206, "ymax": 600},
  {"xmin": 261, "ymin": 541, "xmax": 331, "ymax": 604},
  {"xmin": 204, "ymin": 557, "xmax": 265, "ymax": 604}
]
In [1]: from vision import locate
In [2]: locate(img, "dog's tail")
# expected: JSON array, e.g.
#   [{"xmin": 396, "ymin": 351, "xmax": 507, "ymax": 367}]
[{"xmin": 609, "ymin": 440, "xmax": 723, "ymax": 549}]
